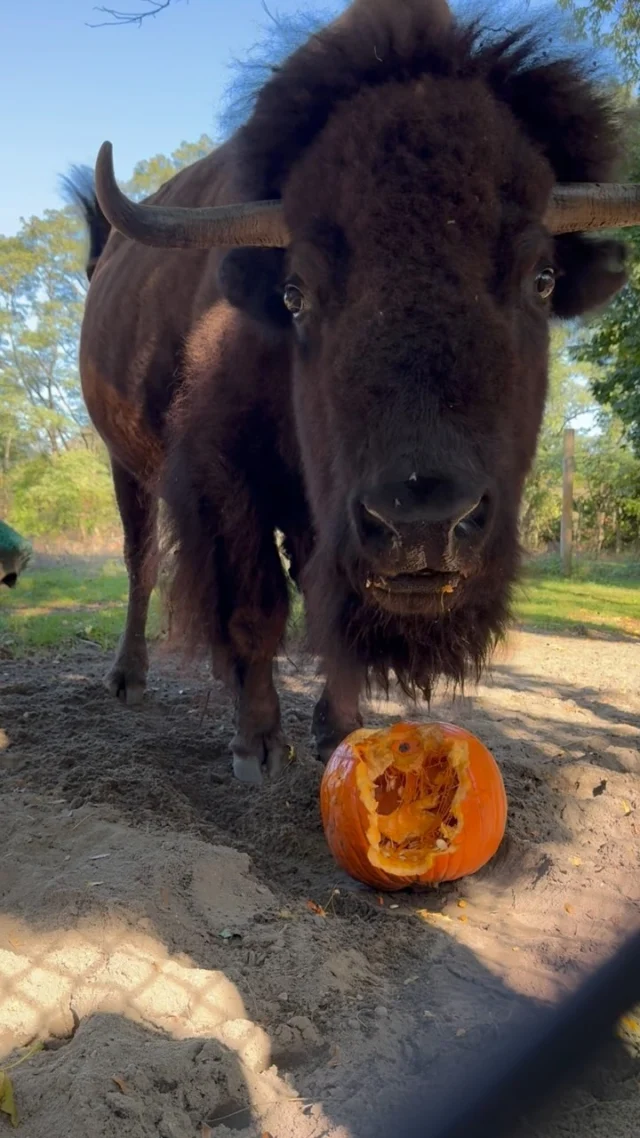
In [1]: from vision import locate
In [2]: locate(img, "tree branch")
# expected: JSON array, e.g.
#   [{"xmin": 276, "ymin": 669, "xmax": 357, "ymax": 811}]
[{"xmin": 88, "ymin": 0, "xmax": 177, "ymax": 28}]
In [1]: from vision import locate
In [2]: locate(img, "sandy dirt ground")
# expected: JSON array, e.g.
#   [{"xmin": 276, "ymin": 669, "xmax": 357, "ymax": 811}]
[{"xmin": 0, "ymin": 629, "xmax": 639, "ymax": 1138}]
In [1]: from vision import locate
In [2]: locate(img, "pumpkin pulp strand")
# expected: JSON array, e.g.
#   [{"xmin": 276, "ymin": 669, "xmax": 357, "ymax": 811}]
[{"xmin": 356, "ymin": 727, "xmax": 471, "ymax": 876}]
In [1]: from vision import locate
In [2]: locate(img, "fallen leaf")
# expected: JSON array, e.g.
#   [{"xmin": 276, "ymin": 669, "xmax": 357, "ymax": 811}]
[
  {"xmin": 512, "ymin": 946, "xmax": 521, "ymax": 952},
  {"xmin": 112, "ymin": 1076, "xmax": 129, "ymax": 1094},
  {"xmin": 622, "ymin": 800, "xmax": 633, "ymax": 816},
  {"xmin": 569, "ymin": 856, "xmax": 582, "ymax": 867},
  {"xmin": 564, "ymin": 903, "xmax": 575, "ymax": 915},
  {"xmin": 0, "ymin": 1071, "xmax": 18, "ymax": 1127},
  {"xmin": 306, "ymin": 900, "xmax": 326, "ymax": 917},
  {"xmin": 86, "ymin": 881, "xmax": 104, "ymax": 888},
  {"xmin": 403, "ymin": 975, "xmax": 419, "ymax": 985}
]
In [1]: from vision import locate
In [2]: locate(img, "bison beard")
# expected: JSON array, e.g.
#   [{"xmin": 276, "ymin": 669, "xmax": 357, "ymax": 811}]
[
  {"xmin": 69, "ymin": 0, "xmax": 631, "ymax": 784},
  {"xmin": 302, "ymin": 532, "xmax": 515, "ymax": 703}
]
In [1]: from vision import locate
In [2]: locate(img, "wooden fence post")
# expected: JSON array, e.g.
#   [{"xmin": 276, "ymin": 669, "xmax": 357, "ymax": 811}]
[{"xmin": 561, "ymin": 428, "xmax": 575, "ymax": 577}]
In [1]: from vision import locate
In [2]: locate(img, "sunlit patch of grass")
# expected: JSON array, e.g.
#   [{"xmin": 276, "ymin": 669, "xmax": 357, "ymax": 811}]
[
  {"xmin": 0, "ymin": 563, "xmax": 161, "ymax": 655},
  {"xmin": 515, "ymin": 576, "xmax": 640, "ymax": 639}
]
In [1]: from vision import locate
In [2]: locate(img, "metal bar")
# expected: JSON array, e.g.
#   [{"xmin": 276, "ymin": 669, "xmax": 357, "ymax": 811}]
[{"xmin": 383, "ymin": 926, "xmax": 640, "ymax": 1138}]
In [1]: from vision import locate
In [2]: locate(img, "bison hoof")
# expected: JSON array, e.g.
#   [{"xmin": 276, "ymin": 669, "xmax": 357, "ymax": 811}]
[
  {"xmin": 314, "ymin": 733, "xmax": 347, "ymax": 766},
  {"xmin": 105, "ymin": 663, "xmax": 147, "ymax": 707},
  {"xmin": 313, "ymin": 719, "xmax": 360, "ymax": 764},
  {"xmin": 231, "ymin": 732, "xmax": 289, "ymax": 786}
]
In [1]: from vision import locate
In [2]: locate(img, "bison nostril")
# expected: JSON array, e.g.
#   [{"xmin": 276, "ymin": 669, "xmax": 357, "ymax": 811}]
[
  {"xmin": 356, "ymin": 498, "xmax": 399, "ymax": 544},
  {"xmin": 453, "ymin": 494, "xmax": 491, "ymax": 543}
]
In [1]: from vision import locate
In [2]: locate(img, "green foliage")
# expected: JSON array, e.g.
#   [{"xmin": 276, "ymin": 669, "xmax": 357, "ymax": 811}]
[
  {"xmin": 520, "ymin": 328, "xmax": 595, "ymax": 547},
  {"xmin": 5, "ymin": 445, "xmax": 117, "ymax": 539},
  {"xmin": 125, "ymin": 135, "xmax": 214, "ymax": 200},
  {"xmin": 0, "ymin": 208, "xmax": 88, "ymax": 462},
  {"xmin": 0, "ymin": 137, "xmax": 214, "ymax": 543},
  {"xmin": 558, "ymin": 0, "xmax": 640, "ymax": 82},
  {"xmin": 570, "ymin": 105, "xmax": 640, "ymax": 455}
]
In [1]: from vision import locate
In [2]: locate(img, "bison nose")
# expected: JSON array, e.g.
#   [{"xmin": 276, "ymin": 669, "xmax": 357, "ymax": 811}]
[{"xmin": 351, "ymin": 473, "xmax": 491, "ymax": 562}]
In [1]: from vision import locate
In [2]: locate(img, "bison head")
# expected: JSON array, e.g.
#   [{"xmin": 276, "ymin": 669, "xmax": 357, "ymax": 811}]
[{"xmin": 93, "ymin": 1, "xmax": 635, "ymax": 698}]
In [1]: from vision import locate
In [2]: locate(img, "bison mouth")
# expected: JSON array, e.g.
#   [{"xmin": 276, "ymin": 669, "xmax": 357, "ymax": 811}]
[
  {"xmin": 363, "ymin": 569, "xmax": 464, "ymax": 614},
  {"xmin": 366, "ymin": 570, "xmax": 461, "ymax": 596}
]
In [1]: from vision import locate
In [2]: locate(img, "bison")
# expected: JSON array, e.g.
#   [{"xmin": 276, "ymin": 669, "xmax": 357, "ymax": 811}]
[{"xmin": 68, "ymin": 0, "xmax": 640, "ymax": 785}]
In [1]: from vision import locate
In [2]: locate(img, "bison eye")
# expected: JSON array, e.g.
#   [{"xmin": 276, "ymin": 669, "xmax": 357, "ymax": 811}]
[
  {"xmin": 535, "ymin": 267, "xmax": 556, "ymax": 300},
  {"xmin": 283, "ymin": 283, "xmax": 306, "ymax": 318}
]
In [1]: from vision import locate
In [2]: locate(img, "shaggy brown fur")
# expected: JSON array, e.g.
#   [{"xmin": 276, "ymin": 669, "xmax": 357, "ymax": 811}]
[{"xmin": 70, "ymin": 0, "xmax": 628, "ymax": 782}]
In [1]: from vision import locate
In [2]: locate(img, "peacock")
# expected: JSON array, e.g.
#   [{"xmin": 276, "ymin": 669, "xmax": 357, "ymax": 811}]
[{"xmin": 0, "ymin": 521, "xmax": 32, "ymax": 588}]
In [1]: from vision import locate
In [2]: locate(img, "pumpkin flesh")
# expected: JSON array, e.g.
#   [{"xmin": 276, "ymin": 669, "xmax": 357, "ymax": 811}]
[{"xmin": 321, "ymin": 723, "xmax": 507, "ymax": 889}]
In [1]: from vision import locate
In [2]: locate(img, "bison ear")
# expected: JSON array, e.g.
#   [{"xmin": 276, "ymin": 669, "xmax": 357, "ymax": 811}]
[
  {"xmin": 218, "ymin": 248, "xmax": 290, "ymax": 329},
  {"xmin": 552, "ymin": 235, "xmax": 627, "ymax": 319}
]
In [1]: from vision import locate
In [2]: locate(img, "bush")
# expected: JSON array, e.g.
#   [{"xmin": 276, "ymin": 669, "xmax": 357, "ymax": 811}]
[{"xmin": 5, "ymin": 447, "xmax": 118, "ymax": 540}]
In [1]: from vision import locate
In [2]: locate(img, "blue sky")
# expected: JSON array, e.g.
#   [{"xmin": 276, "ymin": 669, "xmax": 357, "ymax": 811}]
[{"xmin": 1, "ymin": 0, "xmax": 343, "ymax": 236}]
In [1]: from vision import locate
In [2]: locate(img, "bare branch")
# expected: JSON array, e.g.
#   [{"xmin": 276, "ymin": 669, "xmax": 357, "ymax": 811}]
[{"xmin": 88, "ymin": 0, "xmax": 178, "ymax": 29}]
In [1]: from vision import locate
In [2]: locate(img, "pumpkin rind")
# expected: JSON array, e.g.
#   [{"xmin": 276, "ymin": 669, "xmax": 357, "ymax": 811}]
[{"xmin": 320, "ymin": 722, "xmax": 507, "ymax": 891}]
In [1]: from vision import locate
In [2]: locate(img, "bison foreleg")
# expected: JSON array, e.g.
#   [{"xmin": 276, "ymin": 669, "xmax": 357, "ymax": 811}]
[
  {"xmin": 231, "ymin": 655, "xmax": 289, "ymax": 785},
  {"xmin": 222, "ymin": 543, "xmax": 291, "ymax": 785},
  {"xmin": 107, "ymin": 459, "xmax": 158, "ymax": 706}
]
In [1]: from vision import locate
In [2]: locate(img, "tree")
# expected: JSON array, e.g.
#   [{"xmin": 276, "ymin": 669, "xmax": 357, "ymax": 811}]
[
  {"xmin": 0, "ymin": 138, "xmax": 213, "ymax": 538},
  {"xmin": 572, "ymin": 106, "xmax": 640, "ymax": 455},
  {"xmin": 558, "ymin": 0, "xmax": 640, "ymax": 82},
  {"xmin": 124, "ymin": 135, "xmax": 214, "ymax": 199},
  {"xmin": 88, "ymin": 0, "xmax": 177, "ymax": 28},
  {"xmin": 577, "ymin": 417, "xmax": 640, "ymax": 551},
  {"xmin": 520, "ymin": 328, "xmax": 596, "ymax": 548},
  {"xmin": 0, "ymin": 211, "xmax": 89, "ymax": 461},
  {"xmin": 7, "ymin": 444, "xmax": 117, "ymax": 540}
]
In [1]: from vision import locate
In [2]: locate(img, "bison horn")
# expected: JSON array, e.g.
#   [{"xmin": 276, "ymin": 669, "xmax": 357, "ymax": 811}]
[
  {"xmin": 546, "ymin": 183, "xmax": 640, "ymax": 234},
  {"xmin": 94, "ymin": 142, "xmax": 290, "ymax": 249},
  {"xmin": 96, "ymin": 144, "xmax": 640, "ymax": 248}
]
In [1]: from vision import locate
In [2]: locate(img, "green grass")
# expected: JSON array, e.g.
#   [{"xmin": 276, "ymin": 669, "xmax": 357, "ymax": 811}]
[
  {"xmin": 515, "ymin": 576, "xmax": 640, "ymax": 638},
  {"xmin": 0, "ymin": 560, "xmax": 161, "ymax": 653},
  {"xmin": 515, "ymin": 552, "xmax": 640, "ymax": 638},
  {"xmin": 1, "ymin": 554, "xmax": 638, "ymax": 655}
]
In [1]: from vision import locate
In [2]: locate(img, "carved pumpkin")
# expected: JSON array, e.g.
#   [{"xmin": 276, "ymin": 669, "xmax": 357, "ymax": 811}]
[{"xmin": 320, "ymin": 722, "xmax": 507, "ymax": 890}]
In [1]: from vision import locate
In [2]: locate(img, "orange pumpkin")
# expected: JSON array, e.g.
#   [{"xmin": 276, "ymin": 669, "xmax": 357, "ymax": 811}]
[{"xmin": 320, "ymin": 722, "xmax": 507, "ymax": 890}]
